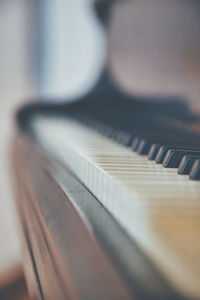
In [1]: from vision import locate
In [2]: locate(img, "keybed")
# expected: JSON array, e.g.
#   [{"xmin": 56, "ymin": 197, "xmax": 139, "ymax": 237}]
[{"xmin": 33, "ymin": 116, "xmax": 200, "ymax": 299}]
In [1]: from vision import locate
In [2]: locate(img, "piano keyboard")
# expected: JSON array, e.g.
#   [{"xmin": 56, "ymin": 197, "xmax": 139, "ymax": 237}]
[{"xmin": 32, "ymin": 115, "xmax": 200, "ymax": 299}]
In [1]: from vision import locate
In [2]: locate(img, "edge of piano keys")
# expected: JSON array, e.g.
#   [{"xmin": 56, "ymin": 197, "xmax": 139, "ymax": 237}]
[
  {"xmin": 10, "ymin": 134, "xmax": 186, "ymax": 300},
  {"xmin": 31, "ymin": 116, "xmax": 200, "ymax": 299}
]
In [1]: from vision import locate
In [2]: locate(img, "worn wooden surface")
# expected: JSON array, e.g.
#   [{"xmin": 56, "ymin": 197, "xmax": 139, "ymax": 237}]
[{"xmin": 11, "ymin": 136, "xmax": 133, "ymax": 299}]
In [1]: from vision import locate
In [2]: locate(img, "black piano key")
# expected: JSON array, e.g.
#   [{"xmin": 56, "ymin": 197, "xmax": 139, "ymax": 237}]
[
  {"xmin": 155, "ymin": 146, "xmax": 171, "ymax": 163},
  {"xmin": 137, "ymin": 140, "xmax": 153, "ymax": 155},
  {"xmin": 155, "ymin": 144, "xmax": 200, "ymax": 164},
  {"xmin": 178, "ymin": 155, "xmax": 200, "ymax": 175},
  {"xmin": 189, "ymin": 160, "xmax": 200, "ymax": 180},
  {"xmin": 163, "ymin": 150, "xmax": 200, "ymax": 168},
  {"xmin": 121, "ymin": 133, "xmax": 133, "ymax": 147},
  {"xmin": 132, "ymin": 137, "xmax": 141, "ymax": 151},
  {"xmin": 115, "ymin": 131, "xmax": 124, "ymax": 143},
  {"xmin": 148, "ymin": 144, "xmax": 161, "ymax": 160}
]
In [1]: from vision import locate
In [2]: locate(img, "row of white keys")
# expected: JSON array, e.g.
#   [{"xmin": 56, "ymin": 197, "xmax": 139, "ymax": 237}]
[{"xmin": 33, "ymin": 116, "xmax": 200, "ymax": 299}]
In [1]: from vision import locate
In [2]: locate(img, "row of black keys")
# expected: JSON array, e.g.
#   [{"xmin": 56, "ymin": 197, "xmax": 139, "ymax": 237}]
[{"xmin": 74, "ymin": 115, "xmax": 200, "ymax": 181}]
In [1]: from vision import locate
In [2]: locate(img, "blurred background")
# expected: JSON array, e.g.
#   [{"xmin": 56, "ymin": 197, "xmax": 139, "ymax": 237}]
[
  {"xmin": 0, "ymin": 0, "xmax": 105, "ymax": 296},
  {"xmin": 0, "ymin": 0, "xmax": 31, "ymax": 275}
]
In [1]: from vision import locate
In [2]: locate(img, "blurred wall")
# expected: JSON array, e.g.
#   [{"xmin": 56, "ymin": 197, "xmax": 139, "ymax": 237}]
[
  {"xmin": 0, "ymin": 0, "xmax": 33, "ymax": 273},
  {"xmin": 37, "ymin": 0, "xmax": 105, "ymax": 99},
  {"xmin": 0, "ymin": 0, "xmax": 105, "ymax": 274},
  {"xmin": 111, "ymin": 0, "xmax": 200, "ymax": 109}
]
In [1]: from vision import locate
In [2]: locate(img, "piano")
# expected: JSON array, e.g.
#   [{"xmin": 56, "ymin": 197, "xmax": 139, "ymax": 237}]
[{"xmin": 12, "ymin": 1, "xmax": 200, "ymax": 299}]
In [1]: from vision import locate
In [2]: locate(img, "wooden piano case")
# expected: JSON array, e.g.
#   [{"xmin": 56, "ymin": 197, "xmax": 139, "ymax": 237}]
[{"xmin": 11, "ymin": 131, "xmax": 186, "ymax": 300}]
